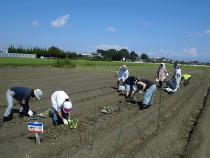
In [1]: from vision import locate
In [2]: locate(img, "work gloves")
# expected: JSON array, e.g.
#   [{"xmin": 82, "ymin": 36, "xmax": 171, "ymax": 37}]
[{"xmin": 63, "ymin": 119, "xmax": 68, "ymax": 125}]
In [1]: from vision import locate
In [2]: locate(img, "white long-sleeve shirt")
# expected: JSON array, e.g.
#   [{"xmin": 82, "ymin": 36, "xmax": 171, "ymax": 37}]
[
  {"xmin": 51, "ymin": 91, "xmax": 71, "ymax": 112},
  {"xmin": 173, "ymin": 67, "xmax": 182, "ymax": 79},
  {"xmin": 117, "ymin": 68, "xmax": 129, "ymax": 82}
]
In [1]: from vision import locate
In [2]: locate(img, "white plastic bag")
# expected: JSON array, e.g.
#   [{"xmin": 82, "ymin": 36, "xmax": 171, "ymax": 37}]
[
  {"xmin": 119, "ymin": 85, "xmax": 125, "ymax": 91},
  {"xmin": 28, "ymin": 109, "xmax": 34, "ymax": 117}
]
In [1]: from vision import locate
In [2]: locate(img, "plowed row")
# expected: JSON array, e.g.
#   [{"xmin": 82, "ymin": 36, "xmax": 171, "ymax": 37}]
[{"xmin": 0, "ymin": 67, "xmax": 210, "ymax": 158}]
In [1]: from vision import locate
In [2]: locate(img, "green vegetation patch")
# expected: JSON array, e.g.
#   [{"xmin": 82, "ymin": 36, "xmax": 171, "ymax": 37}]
[
  {"xmin": 0, "ymin": 58, "xmax": 210, "ymax": 74},
  {"xmin": 0, "ymin": 58, "xmax": 55, "ymax": 67},
  {"xmin": 54, "ymin": 59, "xmax": 76, "ymax": 68}
]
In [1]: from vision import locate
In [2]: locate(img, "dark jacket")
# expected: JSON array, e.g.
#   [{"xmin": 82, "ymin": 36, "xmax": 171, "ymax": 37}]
[
  {"xmin": 166, "ymin": 79, "xmax": 177, "ymax": 90},
  {"xmin": 10, "ymin": 86, "xmax": 34, "ymax": 112},
  {"xmin": 137, "ymin": 79, "xmax": 155, "ymax": 91},
  {"xmin": 124, "ymin": 76, "xmax": 138, "ymax": 85}
]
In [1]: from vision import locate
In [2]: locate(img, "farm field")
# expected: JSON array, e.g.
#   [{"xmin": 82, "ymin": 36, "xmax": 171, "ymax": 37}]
[{"xmin": 0, "ymin": 65, "xmax": 210, "ymax": 158}]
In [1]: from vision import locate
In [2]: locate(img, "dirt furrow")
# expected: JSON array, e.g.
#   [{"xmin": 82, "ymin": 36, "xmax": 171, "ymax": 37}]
[
  {"xmin": 184, "ymin": 86, "xmax": 210, "ymax": 158},
  {"xmin": 133, "ymin": 79, "xmax": 209, "ymax": 158},
  {"xmin": 1, "ymin": 67, "xmax": 210, "ymax": 158}
]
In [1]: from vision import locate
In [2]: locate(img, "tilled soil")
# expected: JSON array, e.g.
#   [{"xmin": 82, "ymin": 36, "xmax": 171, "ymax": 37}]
[
  {"xmin": 184, "ymin": 87, "xmax": 210, "ymax": 158},
  {"xmin": 0, "ymin": 67, "xmax": 210, "ymax": 158}
]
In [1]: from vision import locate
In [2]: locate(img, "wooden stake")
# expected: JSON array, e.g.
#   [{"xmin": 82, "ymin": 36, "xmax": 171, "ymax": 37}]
[{"xmin": 35, "ymin": 133, "xmax": 40, "ymax": 144}]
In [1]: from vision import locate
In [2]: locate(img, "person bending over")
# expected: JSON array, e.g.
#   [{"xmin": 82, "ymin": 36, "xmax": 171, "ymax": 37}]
[
  {"xmin": 3, "ymin": 86, "xmax": 43, "ymax": 122},
  {"xmin": 49, "ymin": 91, "xmax": 72, "ymax": 126},
  {"xmin": 132, "ymin": 78, "xmax": 157, "ymax": 110}
]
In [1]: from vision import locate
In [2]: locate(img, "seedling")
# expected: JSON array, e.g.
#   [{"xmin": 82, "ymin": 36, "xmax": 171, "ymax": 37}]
[{"xmin": 68, "ymin": 118, "xmax": 78, "ymax": 129}]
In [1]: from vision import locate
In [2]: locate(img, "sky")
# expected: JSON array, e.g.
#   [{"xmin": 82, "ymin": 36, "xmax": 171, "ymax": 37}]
[{"xmin": 0, "ymin": 0, "xmax": 210, "ymax": 62}]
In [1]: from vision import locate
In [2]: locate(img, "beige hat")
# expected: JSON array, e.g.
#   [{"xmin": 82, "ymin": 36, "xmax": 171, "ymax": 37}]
[{"xmin": 122, "ymin": 65, "xmax": 127, "ymax": 69}]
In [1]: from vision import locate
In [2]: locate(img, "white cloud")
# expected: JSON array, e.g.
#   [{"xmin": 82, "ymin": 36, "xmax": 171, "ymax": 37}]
[
  {"xmin": 51, "ymin": 14, "xmax": 69, "ymax": 28},
  {"xmin": 183, "ymin": 48, "xmax": 198, "ymax": 56},
  {"xmin": 155, "ymin": 49, "xmax": 181, "ymax": 58},
  {"xmin": 155, "ymin": 48, "xmax": 199, "ymax": 58},
  {"xmin": 96, "ymin": 44, "xmax": 128, "ymax": 50},
  {"xmin": 150, "ymin": 48, "xmax": 209, "ymax": 62},
  {"xmin": 205, "ymin": 29, "xmax": 210, "ymax": 35},
  {"xmin": 31, "ymin": 21, "xmax": 39, "ymax": 27},
  {"xmin": 108, "ymin": 26, "xmax": 116, "ymax": 32},
  {"xmin": 188, "ymin": 32, "xmax": 203, "ymax": 37},
  {"xmin": 189, "ymin": 29, "xmax": 210, "ymax": 37}
]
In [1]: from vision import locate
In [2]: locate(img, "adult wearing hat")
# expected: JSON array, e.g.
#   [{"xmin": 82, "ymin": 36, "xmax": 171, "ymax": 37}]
[
  {"xmin": 115, "ymin": 65, "xmax": 129, "ymax": 91},
  {"xmin": 3, "ymin": 86, "xmax": 43, "ymax": 122},
  {"xmin": 49, "ymin": 91, "xmax": 72, "ymax": 126},
  {"xmin": 156, "ymin": 63, "xmax": 168, "ymax": 88}
]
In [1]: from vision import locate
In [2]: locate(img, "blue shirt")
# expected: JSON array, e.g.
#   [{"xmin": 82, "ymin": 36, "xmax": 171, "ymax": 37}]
[{"xmin": 166, "ymin": 80, "xmax": 177, "ymax": 90}]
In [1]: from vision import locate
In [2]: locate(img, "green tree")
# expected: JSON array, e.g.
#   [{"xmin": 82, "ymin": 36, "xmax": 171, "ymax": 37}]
[
  {"xmin": 8, "ymin": 45, "xmax": 15, "ymax": 53},
  {"xmin": 141, "ymin": 53, "xmax": 149, "ymax": 60},
  {"xmin": 48, "ymin": 46, "xmax": 61, "ymax": 57},
  {"xmin": 130, "ymin": 51, "xmax": 139, "ymax": 61},
  {"xmin": 96, "ymin": 49, "xmax": 106, "ymax": 55},
  {"xmin": 118, "ymin": 49, "xmax": 129, "ymax": 61}
]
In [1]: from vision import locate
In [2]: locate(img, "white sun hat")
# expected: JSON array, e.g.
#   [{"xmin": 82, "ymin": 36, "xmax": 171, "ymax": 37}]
[
  {"xmin": 34, "ymin": 89, "xmax": 43, "ymax": 100},
  {"xmin": 161, "ymin": 63, "xmax": 165, "ymax": 67},
  {"xmin": 63, "ymin": 101, "xmax": 72, "ymax": 113}
]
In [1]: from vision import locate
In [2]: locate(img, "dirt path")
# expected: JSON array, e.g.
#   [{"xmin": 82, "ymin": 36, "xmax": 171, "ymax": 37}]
[{"xmin": 0, "ymin": 67, "xmax": 210, "ymax": 158}]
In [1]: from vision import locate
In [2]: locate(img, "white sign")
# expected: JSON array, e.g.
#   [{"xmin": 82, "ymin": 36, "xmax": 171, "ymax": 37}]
[{"xmin": 28, "ymin": 122, "xmax": 43, "ymax": 133}]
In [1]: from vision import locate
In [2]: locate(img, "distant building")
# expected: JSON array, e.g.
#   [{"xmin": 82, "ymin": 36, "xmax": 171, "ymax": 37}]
[
  {"xmin": 91, "ymin": 53, "xmax": 102, "ymax": 58},
  {"xmin": 151, "ymin": 57, "xmax": 174, "ymax": 64},
  {"xmin": 81, "ymin": 53, "xmax": 92, "ymax": 58},
  {"xmin": 0, "ymin": 51, "xmax": 37, "ymax": 58}
]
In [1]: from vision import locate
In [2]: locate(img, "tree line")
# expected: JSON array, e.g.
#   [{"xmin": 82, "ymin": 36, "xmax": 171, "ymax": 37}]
[{"xmin": 7, "ymin": 45, "xmax": 150, "ymax": 61}]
